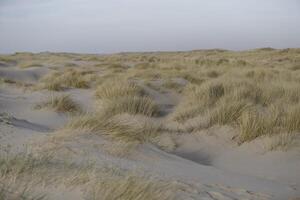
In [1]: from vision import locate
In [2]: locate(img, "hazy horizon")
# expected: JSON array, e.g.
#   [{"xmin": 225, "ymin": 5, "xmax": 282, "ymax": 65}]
[{"xmin": 0, "ymin": 0, "xmax": 300, "ymax": 54}]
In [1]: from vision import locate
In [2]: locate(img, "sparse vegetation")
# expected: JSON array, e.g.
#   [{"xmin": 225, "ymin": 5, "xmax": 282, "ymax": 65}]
[
  {"xmin": 19, "ymin": 62, "xmax": 43, "ymax": 68},
  {"xmin": 63, "ymin": 113, "xmax": 161, "ymax": 142},
  {"xmin": 35, "ymin": 95, "xmax": 81, "ymax": 113},
  {"xmin": 3, "ymin": 49, "xmax": 300, "ymax": 146},
  {"xmin": 1, "ymin": 49, "xmax": 300, "ymax": 200},
  {"xmin": 162, "ymin": 79, "xmax": 185, "ymax": 92},
  {"xmin": 37, "ymin": 69, "xmax": 89, "ymax": 91},
  {"xmin": 87, "ymin": 175, "xmax": 174, "ymax": 200},
  {"xmin": 171, "ymin": 63, "xmax": 300, "ymax": 143},
  {"xmin": 95, "ymin": 80, "xmax": 159, "ymax": 117},
  {"xmin": 95, "ymin": 80, "xmax": 144, "ymax": 100},
  {"xmin": 0, "ymin": 153, "xmax": 178, "ymax": 200},
  {"xmin": 102, "ymin": 96, "xmax": 159, "ymax": 117},
  {"xmin": 208, "ymin": 99, "xmax": 248, "ymax": 126}
]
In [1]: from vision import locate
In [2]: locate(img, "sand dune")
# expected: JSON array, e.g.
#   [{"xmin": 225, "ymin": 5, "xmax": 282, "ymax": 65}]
[{"xmin": 0, "ymin": 50, "xmax": 299, "ymax": 199}]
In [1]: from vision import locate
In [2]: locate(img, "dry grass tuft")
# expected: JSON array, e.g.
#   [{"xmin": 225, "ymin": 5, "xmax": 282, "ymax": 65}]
[
  {"xmin": 64, "ymin": 113, "xmax": 161, "ymax": 142},
  {"xmin": 237, "ymin": 107, "xmax": 280, "ymax": 143},
  {"xmin": 0, "ymin": 154, "xmax": 55, "ymax": 200},
  {"xmin": 95, "ymin": 80, "xmax": 159, "ymax": 117},
  {"xmin": 284, "ymin": 104, "xmax": 300, "ymax": 133},
  {"xmin": 170, "ymin": 82, "xmax": 226, "ymax": 123},
  {"xmin": 0, "ymin": 152, "xmax": 177, "ymax": 200},
  {"xmin": 35, "ymin": 95, "xmax": 81, "ymax": 113},
  {"xmin": 170, "ymin": 64, "xmax": 300, "ymax": 145},
  {"xmin": 238, "ymin": 110, "xmax": 269, "ymax": 143},
  {"xmin": 37, "ymin": 69, "xmax": 89, "ymax": 91},
  {"xmin": 208, "ymin": 99, "xmax": 248, "ymax": 126},
  {"xmin": 95, "ymin": 80, "xmax": 144, "ymax": 100},
  {"xmin": 102, "ymin": 96, "xmax": 159, "ymax": 117}
]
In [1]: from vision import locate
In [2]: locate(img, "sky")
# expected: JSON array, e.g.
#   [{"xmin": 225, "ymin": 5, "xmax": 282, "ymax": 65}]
[{"xmin": 0, "ymin": 0, "xmax": 299, "ymax": 54}]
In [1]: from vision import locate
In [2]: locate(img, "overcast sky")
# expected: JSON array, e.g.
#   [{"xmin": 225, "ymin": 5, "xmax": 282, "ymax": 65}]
[{"xmin": 0, "ymin": 0, "xmax": 299, "ymax": 54}]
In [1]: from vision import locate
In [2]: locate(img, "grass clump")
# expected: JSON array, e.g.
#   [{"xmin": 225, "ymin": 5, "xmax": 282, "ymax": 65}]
[
  {"xmin": 0, "ymin": 154, "xmax": 53, "ymax": 200},
  {"xmin": 208, "ymin": 100, "xmax": 248, "ymax": 126},
  {"xmin": 171, "ymin": 82, "xmax": 225, "ymax": 123},
  {"xmin": 238, "ymin": 110, "xmax": 268, "ymax": 143},
  {"xmin": 38, "ymin": 69, "xmax": 89, "ymax": 91},
  {"xmin": 102, "ymin": 116, "xmax": 161, "ymax": 142},
  {"xmin": 95, "ymin": 80, "xmax": 143, "ymax": 100},
  {"xmin": 102, "ymin": 96, "xmax": 159, "ymax": 117},
  {"xmin": 40, "ymin": 81, "xmax": 63, "ymax": 91},
  {"xmin": 284, "ymin": 104, "xmax": 300, "ymax": 133},
  {"xmin": 64, "ymin": 113, "xmax": 161, "ymax": 142},
  {"xmin": 95, "ymin": 80, "xmax": 159, "ymax": 117},
  {"xmin": 172, "ymin": 71, "xmax": 300, "ymax": 145},
  {"xmin": 35, "ymin": 95, "xmax": 81, "ymax": 113},
  {"xmin": 0, "ymin": 152, "xmax": 182, "ymax": 200},
  {"xmin": 237, "ymin": 107, "xmax": 280, "ymax": 143}
]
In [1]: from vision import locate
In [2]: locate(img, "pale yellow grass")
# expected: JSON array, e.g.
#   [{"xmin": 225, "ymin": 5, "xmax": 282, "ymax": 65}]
[
  {"xmin": 63, "ymin": 113, "xmax": 161, "ymax": 142},
  {"xmin": 0, "ymin": 153, "xmax": 177, "ymax": 200},
  {"xmin": 95, "ymin": 80, "xmax": 144, "ymax": 100},
  {"xmin": 37, "ymin": 68, "xmax": 89, "ymax": 91},
  {"xmin": 35, "ymin": 95, "xmax": 81, "ymax": 114}
]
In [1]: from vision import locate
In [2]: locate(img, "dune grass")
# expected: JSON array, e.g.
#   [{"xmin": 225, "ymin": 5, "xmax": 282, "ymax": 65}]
[
  {"xmin": 95, "ymin": 80, "xmax": 144, "ymax": 100},
  {"xmin": 284, "ymin": 104, "xmax": 300, "ymax": 133},
  {"xmin": 0, "ymin": 154, "xmax": 53, "ymax": 200},
  {"xmin": 238, "ymin": 109, "xmax": 276, "ymax": 143},
  {"xmin": 102, "ymin": 96, "xmax": 159, "ymax": 117},
  {"xmin": 208, "ymin": 99, "xmax": 249, "ymax": 126},
  {"xmin": 63, "ymin": 113, "xmax": 161, "ymax": 142},
  {"xmin": 3, "ymin": 49, "xmax": 300, "ymax": 148},
  {"xmin": 37, "ymin": 69, "xmax": 89, "ymax": 91},
  {"xmin": 95, "ymin": 80, "xmax": 159, "ymax": 117},
  {"xmin": 162, "ymin": 79, "xmax": 185, "ymax": 92},
  {"xmin": 172, "ymin": 77, "xmax": 300, "ymax": 143},
  {"xmin": 19, "ymin": 62, "xmax": 44, "ymax": 69},
  {"xmin": 87, "ymin": 175, "xmax": 174, "ymax": 200},
  {"xmin": 0, "ymin": 152, "xmax": 178, "ymax": 200},
  {"xmin": 35, "ymin": 95, "xmax": 81, "ymax": 114},
  {"xmin": 167, "ymin": 50, "xmax": 300, "ymax": 144},
  {"xmin": 0, "ymin": 152, "xmax": 181, "ymax": 200}
]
